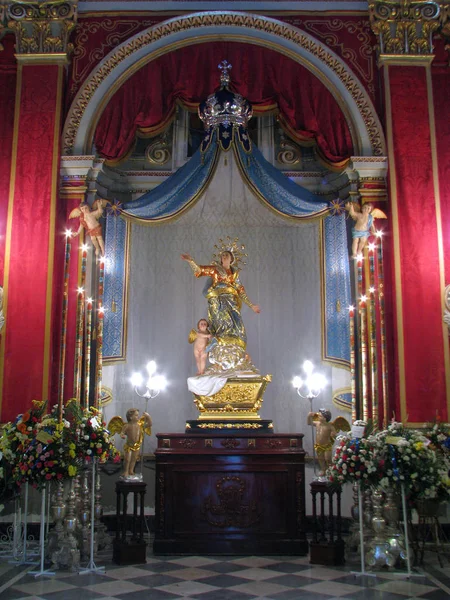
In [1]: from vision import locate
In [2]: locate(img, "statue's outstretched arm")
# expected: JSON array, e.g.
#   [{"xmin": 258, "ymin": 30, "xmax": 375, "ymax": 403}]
[{"xmin": 181, "ymin": 253, "xmax": 201, "ymax": 275}]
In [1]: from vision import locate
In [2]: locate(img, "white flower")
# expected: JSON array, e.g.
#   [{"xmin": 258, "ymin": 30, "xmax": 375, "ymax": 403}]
[{"xmin": 87, "ymin": 449, "xmax": 92, "ymax": 455}]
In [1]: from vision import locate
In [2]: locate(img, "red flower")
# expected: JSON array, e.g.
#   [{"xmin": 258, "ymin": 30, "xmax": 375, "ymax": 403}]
[
  {"xmin": 45, "ymin": 473, "xmax": 52, "ymax": 480},
  {"xmin": 360, "ymin": 465, "xmax": 365, "ymax": 471},
  {"xmin": 91, "ymin": 433, "xmax": 97, "ymax": 440},
  {"xmin": 57, "ymin": 473, "xmax": 63, "ymax": 480},
  {"xmin": 97, "ymin": 447, "xmax": 102, "ymax": 454},
  {"xmin": 342, "ymin": 455, "xmax": 348, "ymax": 461}
]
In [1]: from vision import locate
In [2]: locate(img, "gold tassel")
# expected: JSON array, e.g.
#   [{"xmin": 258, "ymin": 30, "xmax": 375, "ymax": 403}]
[
  {"xmin": 336, "ymin": 299, "xmax": 341, "ymax": 313},
  {"xmin": 112, "ymin": 299, "xmax": 117, "ymax": 313},
  {"xmin": 224, "ymin": 156, "xmax": 228, "ymax": 166}
]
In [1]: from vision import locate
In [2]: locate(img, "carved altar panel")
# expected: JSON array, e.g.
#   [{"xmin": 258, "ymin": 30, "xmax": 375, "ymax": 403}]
[{"xmin": 154, "ymin": 433, "xmax": 307, "ymax": 555}]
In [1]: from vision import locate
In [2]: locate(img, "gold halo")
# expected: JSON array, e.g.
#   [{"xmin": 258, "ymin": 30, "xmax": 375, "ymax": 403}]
[{"xmin": 212, "ymin": 236, "xmax": 248, "ymax": 268}]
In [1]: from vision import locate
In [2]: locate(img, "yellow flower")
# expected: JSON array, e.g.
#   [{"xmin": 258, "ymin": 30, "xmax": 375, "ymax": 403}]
[
  {"xmin": 68, "ymin": 465, "xmax": 77, "ymax": 477},
  {"xmin": 69, "ymin": 450, "xmax": 75, "ymax": 458},
  {"xmin": 414, "ymin": 442, "xmax": 424, "ymax": 451},
  {"xmin": 69, "ymin": 443, "xmax": 76, "ymax": 450}
]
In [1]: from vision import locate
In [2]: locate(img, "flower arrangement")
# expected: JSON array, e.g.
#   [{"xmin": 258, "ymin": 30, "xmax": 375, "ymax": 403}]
[
  {"xmin": 0, "ymin": 400, "xmax": 48, "ymax": 465},
  {"xmin": 14, "ymin": 415, "xmax": 80, "ymax": 487},
  {"xmin": 0, "ymin": 399, "xmax": 119, "ymax": 492},
  {"xmin": 328, "ymin": 434, "xmax": 384, "ymax": 490},
  {"xmin": 328, "ymin": 420, "xmax": 450, "ymax": 505},
  {"xmin": 63, "ymin": 399, "xmax": 119, "ymax": 465},
  {"xmin": 374, "ymin": 423, "xmax": 449, "ymax": 502}
]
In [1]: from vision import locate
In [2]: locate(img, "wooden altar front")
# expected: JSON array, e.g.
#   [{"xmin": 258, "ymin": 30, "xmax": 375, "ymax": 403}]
[{"xmin": 154, "ymin": 432, "xmax": 307, "ymax": 555}]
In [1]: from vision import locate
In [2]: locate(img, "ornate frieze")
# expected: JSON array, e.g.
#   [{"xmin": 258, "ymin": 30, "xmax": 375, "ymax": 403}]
[
  {"xmin": 62, "ymin": 12, "xmax": 386, "ymax": 158},
  {"xmin": 5, "ymin": 0, "xmax": 78, "ymax": 56},
  {"xmin": 369, "ymin": 0, "xmax": 442, "ymax": 55}
]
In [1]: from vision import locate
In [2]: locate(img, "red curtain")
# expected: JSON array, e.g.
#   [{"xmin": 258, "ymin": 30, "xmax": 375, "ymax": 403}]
[
  {"xmin": 0, "ymin": 35, "xmax": 17, "ymax": 282},
  {"xmin": 94, "ymin": 42, "xmax": 353, "ymax": 165}
]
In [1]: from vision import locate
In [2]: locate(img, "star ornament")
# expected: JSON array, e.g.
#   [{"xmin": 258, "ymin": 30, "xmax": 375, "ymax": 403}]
[
  {"xmin": 329, "ymin": 198, "xmax": 345, "ymax": 216},
  {"xmin": 106, "ymin": 200, "xmax": 123, "ymax": 217}
]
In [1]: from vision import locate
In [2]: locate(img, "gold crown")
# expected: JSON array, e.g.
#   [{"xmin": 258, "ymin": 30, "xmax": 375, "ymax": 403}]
[{"xmin": 212, "ymin": 237, "xmax": 248, "ymax": 268}]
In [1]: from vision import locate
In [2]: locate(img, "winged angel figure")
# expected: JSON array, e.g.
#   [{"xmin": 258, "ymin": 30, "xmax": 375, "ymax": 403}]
[
  {"xmin": 307, "ymin": 410, "xmax": 351, "ymax": 475},
  {"xmin": 345, "ymin": 202, "xmax": 387, "ymax": 257},
  {"xmin": 108, "ymin": 409, "xmax": 152, "ymax": 478},
  {"xmin": 69, "ymin": 199, "xmax": 109, "ymax": 256}
]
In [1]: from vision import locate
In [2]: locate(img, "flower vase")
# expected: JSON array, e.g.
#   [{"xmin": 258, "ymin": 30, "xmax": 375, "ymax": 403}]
[
  {"xmin": 383, "ymin": 487, "xmax": 406, "ymax": 565},
  {"xmin": 94, "ymin": 465, "xmax": 110, "ymax": 551},
  {"xmin": 51, "ymin": 478, "xmax": 80, "ymax": 570},
  {"xmin": 366, "ymin": 488, "xmax": 396, "ymax": 568},
  {"xmin": 48, "ymin": 480, "xmax": 66, "ymax": 560}
]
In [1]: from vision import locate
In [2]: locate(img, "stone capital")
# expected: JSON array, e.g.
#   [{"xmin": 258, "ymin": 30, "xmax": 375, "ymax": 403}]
[
  {"xmin": 5, "ymin": 0, "xmax": 78, "ymax": 58},
  {"xmin": 346, "ymin": 156, "xmax": 388, "ymax": 204},
  {"xmin": 369, "ymin": 0, "xmax": 443, "ymax": 57}
]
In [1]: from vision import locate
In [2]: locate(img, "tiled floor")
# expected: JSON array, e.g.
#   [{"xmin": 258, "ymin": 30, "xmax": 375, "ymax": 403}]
[{"xmin": 0, "ymin": 549, "xmax": 449, "ymax": 599}]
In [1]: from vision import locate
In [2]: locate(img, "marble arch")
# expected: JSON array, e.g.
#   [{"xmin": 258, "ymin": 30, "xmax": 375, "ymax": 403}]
[{"xmin": 62, "ymin": 11, "xmax": 386, "ymax": 158}]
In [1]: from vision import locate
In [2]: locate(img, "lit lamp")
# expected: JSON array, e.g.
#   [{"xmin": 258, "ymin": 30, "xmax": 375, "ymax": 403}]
[
  {"xmin": 130, "ymin": 361, "xmax": 167, "ymax": 475},
  {"xmin": 292, "ymin": 360, "xmax": 327, "ymax": 475},
  {"xmin": 131, "ymin": 361, "xmax": 167, "ymax": 401}
]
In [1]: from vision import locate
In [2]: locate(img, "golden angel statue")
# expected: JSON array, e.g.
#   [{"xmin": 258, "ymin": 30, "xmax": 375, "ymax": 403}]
[
  {"xmin": 307, "ymin": 409, "xmax": 350, "ymax": 476},
  {"xmin": 345, "ymin": 201, "xmax": 387, "ymax": 257},
  {"xmin": 188, "ymin": 318, "xmax": 212, "ymax": 375},
  {"xmin": 108, "ymin": 409, "xmax": 152, "ymax": 479},
  {"xmin": 69, "ymin": 199, "xmax": 109, "ymax": 256},
  {"xmin": 181, "ymin": 238, "xmax": 260, "ymax": 373}
]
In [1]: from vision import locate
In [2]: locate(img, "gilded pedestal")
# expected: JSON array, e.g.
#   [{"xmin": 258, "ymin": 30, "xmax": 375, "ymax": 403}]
[{"xmin": 188, "ymin": 374, "xmax": 273, "ymax": 431}]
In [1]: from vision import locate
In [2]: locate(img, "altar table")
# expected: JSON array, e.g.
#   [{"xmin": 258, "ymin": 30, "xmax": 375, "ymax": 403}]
[{"xmin": 154, "ymin": 432, "xmax": 308, "ymax": 555}]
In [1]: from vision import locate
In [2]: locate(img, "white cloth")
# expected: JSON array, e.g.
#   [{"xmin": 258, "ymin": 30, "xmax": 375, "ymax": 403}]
[{"xmin": 187, "ymin": 375, "xmax": 228, "ymax": 397}]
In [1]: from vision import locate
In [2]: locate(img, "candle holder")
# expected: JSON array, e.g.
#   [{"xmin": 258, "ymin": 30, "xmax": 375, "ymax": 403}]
[
  {"xmin": 292, "ymin": 360, "xmax": 326, "ymax": 476},
  {"xmin": 131, "ymin": 361, "xmax": 167, "ymax": 477}
]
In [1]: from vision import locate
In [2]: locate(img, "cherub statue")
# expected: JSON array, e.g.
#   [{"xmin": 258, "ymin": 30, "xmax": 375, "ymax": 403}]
[
  {"xmin": 345, "ymin": 202, "xmax": 387, "ymax": 257},
  {"xmin": 108, "ymin": 409, "xmax": 152, "ymax": 479},
  {"xmin": 69, "ymin": 199, "xmax": 109, "ymax": 256},
  {"xmin": 308, "ymin": 409, "xmax": 350, "ymax": 476},
  {"xmin": 188, "ymin": 318, "xmax": 212, "ymax": 375}
]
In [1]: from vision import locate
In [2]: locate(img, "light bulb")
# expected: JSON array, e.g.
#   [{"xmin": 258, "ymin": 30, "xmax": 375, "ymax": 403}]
[{"xmin": 131, "ymin": 372, "xmax": 143, "ymax": 387}]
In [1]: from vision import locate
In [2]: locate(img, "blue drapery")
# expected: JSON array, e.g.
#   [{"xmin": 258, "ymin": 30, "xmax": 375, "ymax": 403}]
[{"xmin": 104, "ymin": 132, "xmax": 350, "ymax": 367}]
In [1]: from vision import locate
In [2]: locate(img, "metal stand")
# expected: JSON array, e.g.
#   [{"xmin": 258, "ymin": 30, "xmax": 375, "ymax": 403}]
[
  {"xmin": 20, "ymin": 483, "xmax": 39, "ymax": 565},
  {"xmin": 351, "ymin": 482, "xmax": 376, "ymax": 578},
  {"xmin": 308, "ymin": 398, "xmax": 317, "ymax": 477},
  {"xmin": 29, "ymin": 484, "xmax": 55, "ymax": 578},
  {"xmin": 79, "ymin": 460, "xmax": 105, "ymax": 575}
]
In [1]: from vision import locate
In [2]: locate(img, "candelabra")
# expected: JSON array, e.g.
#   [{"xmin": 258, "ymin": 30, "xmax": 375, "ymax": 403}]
[
  {"xmin": 131, "ymin": 361, "xmax": 167, "ymax": 476},
  {"xmin": 292, "ymin": 360, "xmax": 327, "ymax": 476}
]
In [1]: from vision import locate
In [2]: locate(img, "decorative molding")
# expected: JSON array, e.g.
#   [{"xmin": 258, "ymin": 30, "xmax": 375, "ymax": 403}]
[
  {"xmin": 276, "ymin": 136, "xmax": 302, "ymax": 166},
  {"xmin": 62, "ymin": 11, "xmax": 386, "ymax": 159},
  {"xmin": 6, "ymin": 0, "xmax": 78, "ymax": 56},
  {"xmin": 145, "ymin": 134, "xmax": 171, "ymax": 166},
  {"xmin": 369, "ymin": 0, "xmax": 441, "ymax": 56}
]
